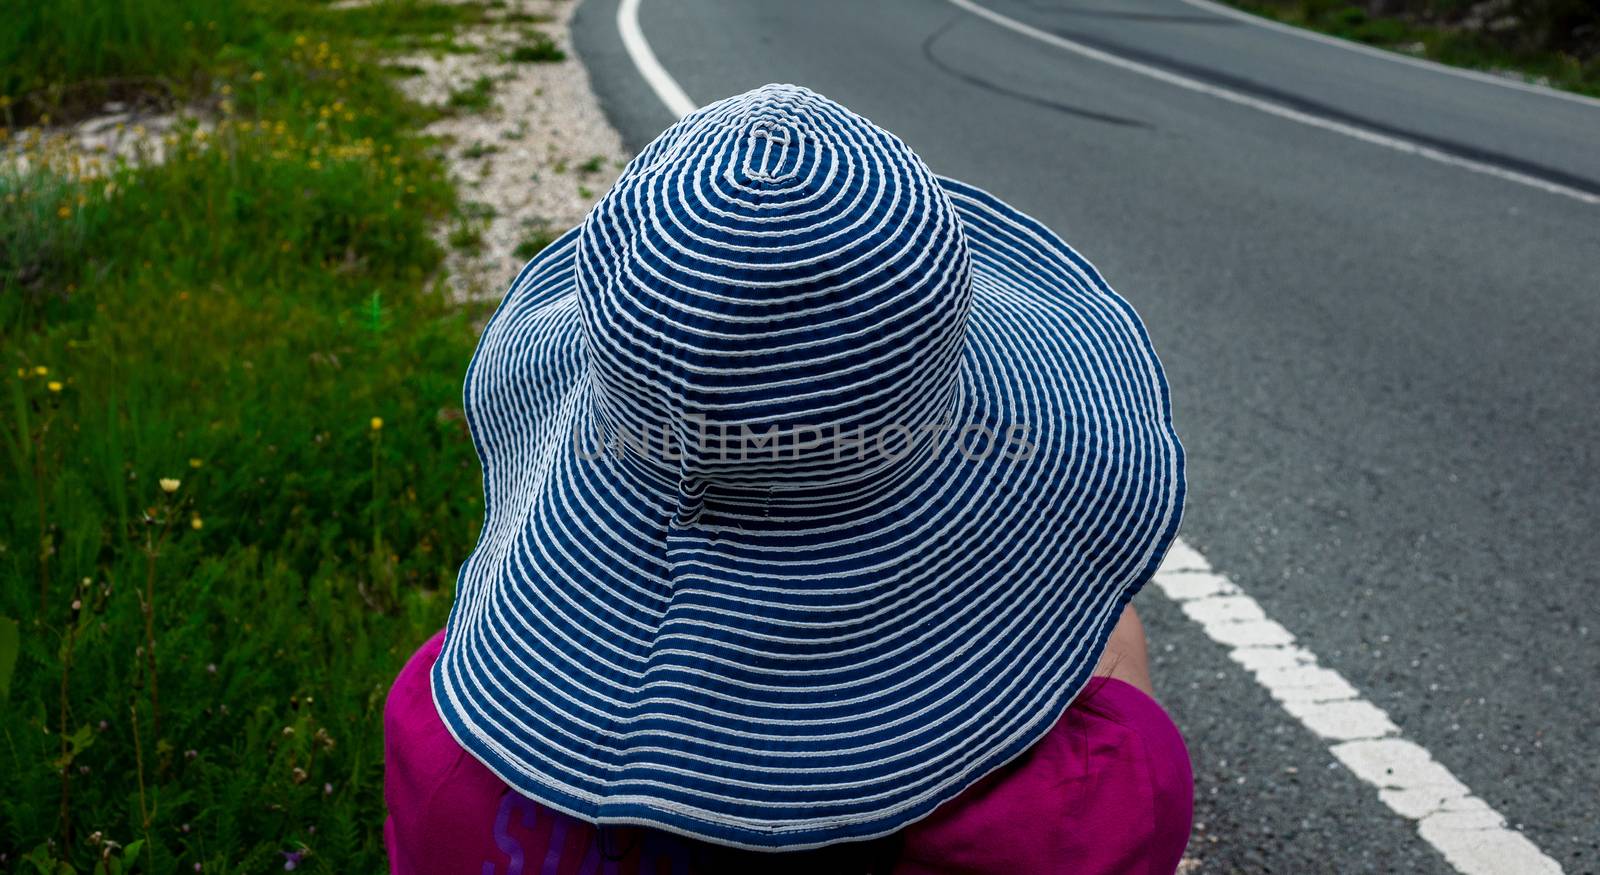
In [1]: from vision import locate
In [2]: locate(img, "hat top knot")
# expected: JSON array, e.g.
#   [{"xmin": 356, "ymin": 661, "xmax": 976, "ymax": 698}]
[{"xmin": 738, "ymin": 118, "xmax": 806, "ymax": 185}]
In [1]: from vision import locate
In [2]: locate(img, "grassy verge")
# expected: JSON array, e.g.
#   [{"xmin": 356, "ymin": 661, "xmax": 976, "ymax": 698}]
[
  {"xmin": 1222, "ymin": 0, "xmax": 1600, "ymax": 98},
  {"xmin": 2, "ymin": 1, "xmax": 494, "ymax": 871}
]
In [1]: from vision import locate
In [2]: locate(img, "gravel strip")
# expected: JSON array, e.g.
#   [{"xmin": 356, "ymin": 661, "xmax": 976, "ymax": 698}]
[{"xmin": 394, "ymin": 0, "xmax": 631, "ymax": 299}]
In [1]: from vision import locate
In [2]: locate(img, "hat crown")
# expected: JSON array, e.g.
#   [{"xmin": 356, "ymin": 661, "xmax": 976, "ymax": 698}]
[{"xmin": 576, "ymin": 85, "xmax": 972, "ymax": 494}]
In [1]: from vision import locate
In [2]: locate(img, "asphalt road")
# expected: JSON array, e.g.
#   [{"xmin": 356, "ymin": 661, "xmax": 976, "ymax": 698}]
[{"xmin": 570, "ymin": 0, "xmax": 1600, "ymax": 870}]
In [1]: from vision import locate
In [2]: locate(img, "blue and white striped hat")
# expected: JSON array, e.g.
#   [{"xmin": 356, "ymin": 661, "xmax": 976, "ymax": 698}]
[{"xmin": 433, "ymin": 83, "xmax": 1184, "ymax": 850}]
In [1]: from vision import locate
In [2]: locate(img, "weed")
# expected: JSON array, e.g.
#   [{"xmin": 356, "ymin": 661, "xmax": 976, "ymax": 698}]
[
  {"xmin": 383, "ymin": 63, "xmax": 427, "ymax": 78},
  {"xmin": 513, "ymin": 229, "xmax": 556, "ymax": 261},
  {"xmin": 448, "ymin": 219, "xmax": 484, "ymax": 253},
  {"xmin": 509, "ymin": 32, "xmax": 565, "ymax": 63},
  {"xmin": 500, "ymin": 12, "xmax": 553, "ymax": 25},
  {"xmin": 447, "ymin": 75, "xmax": 495, "ymax": 112}
]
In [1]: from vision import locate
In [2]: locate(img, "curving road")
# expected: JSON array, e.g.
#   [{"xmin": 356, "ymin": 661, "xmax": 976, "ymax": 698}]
[{"xmin": 570, "ymin": 0, "xmax": 1600, "ymax": 870}]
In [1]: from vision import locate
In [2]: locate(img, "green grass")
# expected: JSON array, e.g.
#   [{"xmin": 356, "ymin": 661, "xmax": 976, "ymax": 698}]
[
  {"xmin": 320, "ymin": 0, "xmax": 491, "ymax": 54},
  {"xmin": 1225, "ymin": 0, "xmax": 1600, "ymax": 97},
  {"xmin": 2, "ymin": 1, "xmax": 495, "ymax": 871},
  {"xmin": 0, "ymin": 0, "xmax": 269, "ymax": 125}
]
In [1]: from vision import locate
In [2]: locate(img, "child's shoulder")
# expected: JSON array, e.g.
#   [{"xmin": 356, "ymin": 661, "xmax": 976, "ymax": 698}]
[{"xmin": 384, "ymin": 630, "xmax": 504, "ymax": 874}]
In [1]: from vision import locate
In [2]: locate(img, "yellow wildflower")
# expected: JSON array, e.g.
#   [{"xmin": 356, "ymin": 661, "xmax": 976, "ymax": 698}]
[
  {"xmin": 57, "ymin": 205, "xmax": 71, "ymax": 219},
  {"xmin": 191, "ymin": 515, "xmax": 204, "ymax": 531},
  {"xmin": 47, "ymin": 381, "xmax": 62, "ymax": 393},
  {"xmin": 34, "ymin": 366, "xmax": 48, "ymax": 376},
  {"xmin": 159, "ymin": 478, "xmax": 181, "ymax": 494},
  {"xmin": 190, "ymin": 458, "xmax": 204, "ymax": 469},
  {"xmin": 251, "ymin": 71, "xmax": 265, "ymax": 83},
  {"xmin": 370, "ymin": 417, "xmax": 384, "ymax": 432}
]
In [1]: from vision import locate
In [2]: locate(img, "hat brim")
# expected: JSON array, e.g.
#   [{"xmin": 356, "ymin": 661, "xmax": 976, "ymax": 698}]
[{"xmin": 432, "ymin": 176, "xmax": 1185, "ymax": 850}]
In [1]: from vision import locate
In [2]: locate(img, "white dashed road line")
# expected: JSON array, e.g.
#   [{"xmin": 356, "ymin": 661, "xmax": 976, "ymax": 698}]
[
  {"xmin": 614, "ymin": 1, "xmax": 1566, "ymax": 871},
  {"xmin": 1154, "ymin": 539, "xmax": 1561, "ymax": 875}
]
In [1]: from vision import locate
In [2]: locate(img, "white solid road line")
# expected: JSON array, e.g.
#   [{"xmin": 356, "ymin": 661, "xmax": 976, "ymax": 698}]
[
  {"xmin": 1174, "ymin": 0, "xmax": 1600, "ymax": 110},
  {"xmin": 943, "ymin": 0, "xmax": 1599, "ymax": 206},
  {"xmin": 1154, "ymin": 541, "xmax": 1561, "ymax": 875},
  {"xmin": 617, "ymin": 0, "xmax": 698, "ymax": 119},
  {"xmin": 614, "ymin": 2, "xmax": 1567, "ymax": 871}
]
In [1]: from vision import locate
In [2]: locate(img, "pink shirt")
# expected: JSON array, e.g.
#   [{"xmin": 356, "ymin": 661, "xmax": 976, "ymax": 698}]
[{"xmin": 386, "ymin": 631, "xmax": 1192, "ymax": 874}]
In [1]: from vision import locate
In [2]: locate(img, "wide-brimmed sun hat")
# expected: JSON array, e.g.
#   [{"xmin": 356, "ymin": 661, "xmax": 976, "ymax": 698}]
[{"xmin": 433, "ymin": 83, "xmax": 1184, "ymax": 850}]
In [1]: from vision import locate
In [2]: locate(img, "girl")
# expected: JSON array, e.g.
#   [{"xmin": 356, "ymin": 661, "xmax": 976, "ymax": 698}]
[{"xmin": 386, "ymin": 84, "xmax": 1191, "ymax": 874}]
